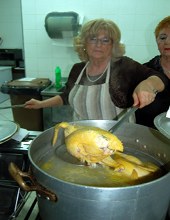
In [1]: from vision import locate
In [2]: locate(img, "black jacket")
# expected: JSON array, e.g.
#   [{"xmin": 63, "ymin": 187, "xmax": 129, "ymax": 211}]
[{"xmin": 135, "ymin": 55, "xmax": 170, "ymax": 129}]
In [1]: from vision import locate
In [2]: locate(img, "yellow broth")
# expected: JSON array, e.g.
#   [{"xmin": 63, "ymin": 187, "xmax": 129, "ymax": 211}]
[{"xmin": 37, "ymin": 147, "xmax": 163, "ymax": 187}]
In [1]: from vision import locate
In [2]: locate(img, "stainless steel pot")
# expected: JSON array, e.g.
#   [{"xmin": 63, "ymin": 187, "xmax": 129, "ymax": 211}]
[{"xmin": 9, "ymin": 120, "xmax": 170, "ymax": 220}]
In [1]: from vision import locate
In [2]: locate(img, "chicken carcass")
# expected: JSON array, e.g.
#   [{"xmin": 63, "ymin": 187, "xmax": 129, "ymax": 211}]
[
  {"xmin": 52, "ymin": 122, "xmax": 159, "ymax": 179},
  {"xmin": 52, "ymin": 122, "xmax": 123, "ymax": 168}
]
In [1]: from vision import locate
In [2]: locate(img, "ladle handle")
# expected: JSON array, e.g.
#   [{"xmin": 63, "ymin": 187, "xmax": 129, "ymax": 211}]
[
  {"xmin": 109, "ymin": 107, "xmax": 138, "ymax": 133},
  {"xmin": 0, "ymin": 104, "xmax": 25, "ymax": 109}
]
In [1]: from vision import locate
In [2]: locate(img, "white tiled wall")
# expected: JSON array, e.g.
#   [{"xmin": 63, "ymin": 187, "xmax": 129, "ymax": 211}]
[{"xmin": 21, "ymin": 0, "xmax": 170, "ymax": 82}]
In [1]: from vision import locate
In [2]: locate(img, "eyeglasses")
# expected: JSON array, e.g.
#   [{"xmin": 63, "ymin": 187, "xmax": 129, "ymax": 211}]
[{"xmin": 87, "ymin": 37, "xmax": 112, "ymax": 45}]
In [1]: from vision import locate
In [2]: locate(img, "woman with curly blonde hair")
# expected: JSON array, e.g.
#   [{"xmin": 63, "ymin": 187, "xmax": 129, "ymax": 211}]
[
  {"xmin": 25, "ymin": 18, "xmax": 168, "ymax": 121},
  {"xmin": 74, "ymin": 19, "xmax": 125, "ymax": 61}
]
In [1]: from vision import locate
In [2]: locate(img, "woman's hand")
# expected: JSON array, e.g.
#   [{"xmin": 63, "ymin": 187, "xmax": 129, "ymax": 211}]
[
  {"xmin": 132, "ymin": 87, "xmax": 156, "ymax": 108},
  {"xmin": 132, "ymin": 76, "xmax": 164, "ymax": 108},
  {"xmin": 24, "ymin": 98, "xmax": 43, "ymax": 109},
  {"xmin": 24, "ymin": 95, "xmax": 63, "ymax": 109}
]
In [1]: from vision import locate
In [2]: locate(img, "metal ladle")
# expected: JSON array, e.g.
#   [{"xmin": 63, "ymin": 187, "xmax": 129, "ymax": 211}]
[
  {"xmin": 109, "ymin": 106, "xmax": 138, "ymax": 133},
  {"xmin": 0, "ymin": 104, "xmax": 25, "ymax": 109}
]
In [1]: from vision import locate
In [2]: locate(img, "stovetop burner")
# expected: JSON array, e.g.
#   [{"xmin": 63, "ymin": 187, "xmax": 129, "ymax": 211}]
[
  {"xmin": 10, "ymin": 192, "xmax": 40, "ymax": 220},
  {"xmin": 0, "ymin": 130, "xmax": 41, "ymax": 220},
  {"xmin": 0, "ymin": 131, "xmax": 41, "ymax": 154}
]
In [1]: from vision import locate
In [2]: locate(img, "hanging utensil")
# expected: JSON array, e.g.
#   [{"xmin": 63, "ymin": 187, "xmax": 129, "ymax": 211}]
[{"xmin": 0, "ymin": 104, "xmax": 25, "ymax": 109}]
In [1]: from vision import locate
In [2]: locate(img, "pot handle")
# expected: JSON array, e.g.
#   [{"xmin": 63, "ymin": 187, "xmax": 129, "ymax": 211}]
[{"xmin": 8, "ymin": 162, "xmax": 57, "ymax": 202}]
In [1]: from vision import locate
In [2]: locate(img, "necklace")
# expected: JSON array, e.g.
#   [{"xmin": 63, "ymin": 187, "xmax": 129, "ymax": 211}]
[{"xmin": 86, "ymin": 63, "xmax": 108, "ymax": 83}]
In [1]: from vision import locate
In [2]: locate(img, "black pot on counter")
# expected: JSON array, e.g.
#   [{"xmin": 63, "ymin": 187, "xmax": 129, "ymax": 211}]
[{"xmin": 9, "ymin": 120, "xmax": 170, "ymax": 220}]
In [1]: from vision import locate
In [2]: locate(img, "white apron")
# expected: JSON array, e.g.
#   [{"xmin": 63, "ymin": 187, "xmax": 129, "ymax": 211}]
[{"xmin": 68, "ymin": 62, "xmax": 124, "ymax": 120}]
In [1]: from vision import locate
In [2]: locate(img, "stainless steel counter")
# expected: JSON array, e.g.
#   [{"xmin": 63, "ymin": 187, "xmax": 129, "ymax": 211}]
[
  {"xmin": 41, "ymin": 83, "xmax": 64, "ymax": 96},
  {"xmin": 41, "ymin": 77, "xmax": 67, "ymax": 96}
]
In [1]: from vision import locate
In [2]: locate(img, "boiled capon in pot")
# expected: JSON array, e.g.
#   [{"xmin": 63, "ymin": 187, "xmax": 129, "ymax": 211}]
[{"xmin": 52, "ymin": 122, "xmax": 159, "ymax": 180}]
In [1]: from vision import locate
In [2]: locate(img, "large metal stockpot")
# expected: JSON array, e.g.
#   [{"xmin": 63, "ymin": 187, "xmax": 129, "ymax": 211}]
[{"xmin": 9, "ymin": 120, "xmax": 170, "ymax": 220}]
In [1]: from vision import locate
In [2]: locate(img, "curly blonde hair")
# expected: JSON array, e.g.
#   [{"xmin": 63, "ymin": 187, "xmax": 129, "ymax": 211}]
[
  {"xmin": 73, "ymin": 18, "xmax": 125, "ymax": 62},
  {"xmin": 155, "ymin": 16, "xmax": 170, "ymax": 38}
]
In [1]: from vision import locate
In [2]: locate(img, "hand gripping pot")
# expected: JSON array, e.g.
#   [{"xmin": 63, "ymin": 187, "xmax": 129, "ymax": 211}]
[{"xmin": 9, "ymin": 120, "xmax": 170, "ymax": 220}]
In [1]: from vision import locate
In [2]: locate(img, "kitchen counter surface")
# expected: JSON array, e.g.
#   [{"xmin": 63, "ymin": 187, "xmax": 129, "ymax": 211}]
[
  {"xmin": 0, "ymin": 66, "xmax": 12, "ymax": 70},
  {"xmin": 41, "ymin": 80, "xmax": 67, "ymax": 96}
]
